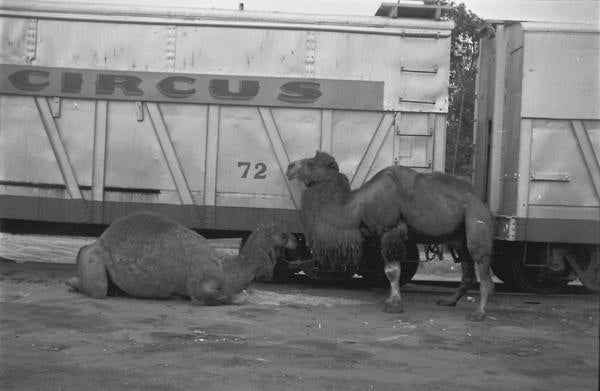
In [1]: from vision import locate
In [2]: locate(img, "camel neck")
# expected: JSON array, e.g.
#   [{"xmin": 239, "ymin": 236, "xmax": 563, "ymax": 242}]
[{"xmin": 220, "ymin": 247, "xmax": 268, "ymax": 293}]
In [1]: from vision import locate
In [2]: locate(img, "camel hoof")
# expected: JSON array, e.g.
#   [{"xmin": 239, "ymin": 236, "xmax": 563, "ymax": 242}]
[
  {"xmin": 383, "ymin": 297, "xmax": 404, "ymax": 313},
  {"xmin": 466, "ymin": 311, "xmax": 486, "ymax": 322},
  {"xmin": 436, "ymin": 298, "xmax": 457, "ymax": 307}
]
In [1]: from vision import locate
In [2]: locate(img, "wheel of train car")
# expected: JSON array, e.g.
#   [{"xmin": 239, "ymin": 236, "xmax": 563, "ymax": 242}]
[
  {"xmin": 360, "ymin": 239, "xmax": 420, "ymax": 287},
  {"xmin": 511, "ymin": 242, "xmax": 569, "ymax": 294}
]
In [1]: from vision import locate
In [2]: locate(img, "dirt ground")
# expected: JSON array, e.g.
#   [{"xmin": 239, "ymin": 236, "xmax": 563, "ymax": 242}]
[{"xmin": 0, "ymin": 235, "xmax": 598, "ymax": 391}]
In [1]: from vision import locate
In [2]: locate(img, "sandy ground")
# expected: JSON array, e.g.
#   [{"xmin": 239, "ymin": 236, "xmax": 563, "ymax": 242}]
[{"xmin": 0, "ymin": 234, "xmax": 598, "ymax": 391}]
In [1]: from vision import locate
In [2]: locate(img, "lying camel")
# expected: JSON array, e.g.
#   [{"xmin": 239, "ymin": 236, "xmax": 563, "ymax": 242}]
[
  {"xmin": 286, "ymin": 151, "xmax": 494, "ymax": 321},
  {"xmin": 66, "ymin": 211, "xmax": 296, "ymax": 305}
]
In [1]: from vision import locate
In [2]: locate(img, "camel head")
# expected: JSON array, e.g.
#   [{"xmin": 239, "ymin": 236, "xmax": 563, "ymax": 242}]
[
  {"xmin": 241, "ymin": 221, "xmax": 297, "ymax": 281},
  {"xmin": 286, "ymin": 151, "xmax": 340, "ymax": 186}
]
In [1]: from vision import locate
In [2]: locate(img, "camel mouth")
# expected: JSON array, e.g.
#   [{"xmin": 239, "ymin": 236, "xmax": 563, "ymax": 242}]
[{"xmin": 285, "ymin": 166, "xmax": 301, "ymax": 181}]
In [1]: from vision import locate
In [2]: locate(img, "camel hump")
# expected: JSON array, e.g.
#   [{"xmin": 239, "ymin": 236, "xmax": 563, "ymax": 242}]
[
  {"xmin": 105, "ymin": 211, "xmax": 186, "ymax": 236},
  {"xmin": 427, "ymin": 171, "xmax": 475, "ymax": 193},
  {"xmin": 384, "ymin": 165, "xmax": 475, "ymax": 194},
  {"xmin": 99, "ymin": 211, "xmax": 209, "ymax": 250}
]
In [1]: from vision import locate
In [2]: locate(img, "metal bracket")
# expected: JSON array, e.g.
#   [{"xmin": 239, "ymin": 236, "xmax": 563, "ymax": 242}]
[
  {"xmin": 495, "ymin": 215, "xmax": 525, "ymax": 241},
  {"xmin": 502, "ymin": 172, "xmax": 520, "ymax": 181},
  {"xmin": 135, "ymin": 101, "xmax": 144, "ymax": 121},
  {"xmin": 50, "ymin": 97, "xmax": 61, "ymax": 118},
  {"xmin": 530, "ymin": 172, "xmax": 571, "ymax": 182},
  {"xmin": 399, "ymin": 97, "xmax": 436, "ymax": 105},
  {"xmin": 400, "ymin": 66, "xmax": 439, "ymax": 74}
]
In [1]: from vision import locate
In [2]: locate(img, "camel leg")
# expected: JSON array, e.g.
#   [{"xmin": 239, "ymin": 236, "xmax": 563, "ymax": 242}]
[
  {"xmin": 469, "ymin": 255, "xmax": 494, "ymax": 321},
  {"xmin": 68, "ymin": 244, "xmax": 108, "ymax": 299},
  {"xmin": 464, "ymin": 205, "xmax": 495, "ymax": 322},
  {"xmin": 436, "ymin": 245, "xmax": 477, "ymax": 307},
  {"xmin": 381, "ymin": 228, "xmax": 407, "ymax": 313}
]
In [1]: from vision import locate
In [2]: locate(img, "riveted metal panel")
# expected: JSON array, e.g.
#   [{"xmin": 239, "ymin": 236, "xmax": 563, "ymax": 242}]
[
  {"xmin": 1, "ymin": 1, "xmax": 452, "ymax": 113},
  {"xmin": 521, "ymin": 29, "xmax": 600, "ymax": 120},
  {"xmin": 216, "ymin": 106, "xmax": 291, "ymax": 201},
  {"xmin": 175, "ymin": 26, "xmax": 308, "ymax": 77},
  {"xmin": 273, "ymin": 108, "xmax": 322, "ymax": 162},
  {"xmin": 0, "ymin": 95, "xmax": 64, "ymax": 185},
  {"xmin": 331, "ymin": 110, "xmax": 382, "ymax": 178},
  {"xmin": 1, "ymin": 17, "xmax": 31, "ymax": 64},
  {"xmin": 103, "ymin": 101, "xmax": 172, "ymax": 190},
  {"xmin": 158, "ymin": 103, "xmax": 208, "ymax": 193},
  {"xmin": 529, "ymin": 120, "xmax": 600, "ymax": 208},
  {"xmin": 52, "ymin": 99, "xmax": 96, "ymax": 187},
  {"xmin": 34, "ymin": 20, "xmax": 170, "ymax": 71},
  {"xmin": 314, "ymin": 31, "xmax": 451, "ymax": 112}
]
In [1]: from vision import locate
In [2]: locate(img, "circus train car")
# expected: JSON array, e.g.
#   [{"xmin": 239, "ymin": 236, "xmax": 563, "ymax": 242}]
[
  {"xmin": 0, "ymin": 1, "xmax": 453, "ymax": 282},
  {"xmin": 472, "ymin": 21, "xmax": 600, "ymax": 293}
]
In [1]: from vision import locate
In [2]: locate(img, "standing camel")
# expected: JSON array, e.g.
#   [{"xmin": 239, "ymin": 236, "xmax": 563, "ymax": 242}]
[{"xmin": 286, "ymin": 151, "xmax": 494, "ymax": 321}]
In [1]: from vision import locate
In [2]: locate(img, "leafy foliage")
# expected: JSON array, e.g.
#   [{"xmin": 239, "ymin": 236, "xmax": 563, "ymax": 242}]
[{"xmin": 434, "ymin": 1, "xmax": 485, "ymax": 178}]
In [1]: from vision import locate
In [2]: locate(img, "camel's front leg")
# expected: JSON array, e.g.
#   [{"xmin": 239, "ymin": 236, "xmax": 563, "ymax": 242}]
[{"xmin": 381, "ymin": 228, "xmax": 407, "ymax": 313}]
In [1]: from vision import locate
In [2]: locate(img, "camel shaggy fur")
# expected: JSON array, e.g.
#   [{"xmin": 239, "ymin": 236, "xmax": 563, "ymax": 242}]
[
  {"xmin": 286, "ymin": 151, "xmax": 494, "ymax": 321},
  {"xmin": 66, "ymin": 211, "xmax": 297, "ymax": 305}
]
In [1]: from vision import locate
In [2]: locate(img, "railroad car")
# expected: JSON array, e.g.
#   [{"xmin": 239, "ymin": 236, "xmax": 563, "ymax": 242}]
[{"xmin": 473, "ymin": 20, "xmax": 599, "ymax": 292}]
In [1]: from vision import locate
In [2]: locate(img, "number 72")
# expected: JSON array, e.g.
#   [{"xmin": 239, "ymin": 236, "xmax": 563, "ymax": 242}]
[{"xmin": 238, "ymin": 161, "xmax": 267, "ymax": 179}]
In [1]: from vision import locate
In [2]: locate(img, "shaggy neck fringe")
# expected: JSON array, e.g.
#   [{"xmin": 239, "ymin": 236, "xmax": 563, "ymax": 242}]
[
  {"xmin": 300, "ymin": 173, "xmax": 364, "ymax": 267},
  {"xmin": 305, "ymin": 218, "xmax": 363, "ymax": 266}
]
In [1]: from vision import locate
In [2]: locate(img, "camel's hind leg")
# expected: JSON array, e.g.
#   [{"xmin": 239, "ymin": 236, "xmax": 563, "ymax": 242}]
[
  {"xmin": 436, "ymin": 245, "xmax": 477, "ymax": 307},
  {"xmin": 381, "ymin": 227, "xmax": 408, "ymax": 313},
  {"xmin": 67, "ymin": 244, "xmax": 109, "ymax": 299},
  {"xmin": 464, "ymin": 205, "xmax": 495, "ymax": 322}
]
